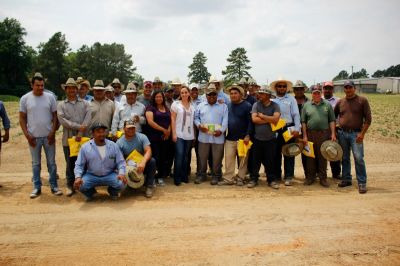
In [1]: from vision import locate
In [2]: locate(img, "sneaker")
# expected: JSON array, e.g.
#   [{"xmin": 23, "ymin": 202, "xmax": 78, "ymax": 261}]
[
  {"xmin": 145, "ymin": 187, "xmax": 153, "ymax": 198},
  {"xmin": 236, "ymin": 179, "xmax": 244, "ymax": 186},
  {"xmin": 284, "ymin": 179, "xmax": 292, "ymax": 186},
  {"xmin": 338, "ymin": 180, "xmax": 352, "ymax": 187},
  {"xmin": 30, "ymin": 188, "xmax": 41, "ymax": 199},
  {"xmin": 66, "ymin": 188, "xmax": 75, "ymax": 197},
  {"xmin": 269, "ymin": 181, "xmax": 279, "ymax": 189},
  {"xmin": 247, "ymin": 180, "xmax": 258, "ymax": 188},
  {"xmin": 51, "ymin": 188, "xmax": 63, "ymax": 196},
  {"xmin": 320, "ymin": 179, "xmax": 330, "ymax": 188},
  {"xmin": 358, "ymin": 183, "xmax": 367, "ymax": 194},
  {"xmin": 210, "ymin": 178, "xmax": 218, "ymax": 185},
  {"xmin": 303, "ymin": 179, "xmax": 315, "ymax": 186},
  {"xmin": 157, "ymin": 178, "xmax": 165, "ymax": 186},
  {"xmin": 218, "ymin": 180, "xmax": 234, "ymax": 186}
]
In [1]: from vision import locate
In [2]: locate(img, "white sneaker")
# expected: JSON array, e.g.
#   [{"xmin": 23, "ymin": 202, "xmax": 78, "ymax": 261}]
[
  {"xmin": 66, "ymin": 188, "xmax": 75, "ymax": 197},
  {"xmin": 51, "ymin": 188, "xmax": 63, "ymax": 196}
]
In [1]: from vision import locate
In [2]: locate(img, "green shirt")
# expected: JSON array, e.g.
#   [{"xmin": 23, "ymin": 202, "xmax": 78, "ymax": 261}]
[{"xmin": 301, "ymin": 99, "xmax": 335, "ymax": 130}]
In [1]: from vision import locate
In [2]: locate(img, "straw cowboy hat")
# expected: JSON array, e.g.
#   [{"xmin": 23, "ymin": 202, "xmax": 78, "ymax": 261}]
[
  {"xmin": 208, "ymin": 75, "xmax": 224, "ymax": 88},
  {"xmin": 248, "ymin": 78, "xmax": 258, "ymax": 85},
  {"xmin": 321, "ymin": 141, "xmax": 343, "ymax": 161},
  {"xmin": 76, "ymin": 77, "xmax": 84, "ymax": 84},
  {"xmin": 105, "ymin": 85, "xmax": 114, "ymax": 92},
  {"xmin": 125, "ymin": 165, "xmax": 145, "ymax": 189},
  {"xmin": 92, "ymin": 80, "xmax": 105, "ymax": 90},
  {"xmin": 171, "ymin": 77, "xmax": 182, "ymax": 85},
  {"xmin": 153, "ymin": 76, "xmax": 162, "ymax": 83},
  {"xmin": 227, "ymin": 84, "xmax": 244, "ymax": 95},
  {"xmin": 111, "ymin": 78, "xmax": 121, "ymax": 86},
  {"xmin": 79, "ymin": 80, "xmax": 91, "ymax": 89},
  {"xmin": 61, "ymin": 78, "xmax": 78, "ymax": 90},
  {"xmin": 238, "ymin": 77, "xmax": 248, "ymax": 85},
  {"xmin": 293, "ymin": 80, "xmax": 308, "ymax": 89},
  {"xmin": 282, "ymin": 142, "xmax": 304, "ymax": 157},
  {"xmin": 270, "ymin": 77, "xmax": 293, "ymax": 92},
  {"xmin": 123, "ymin": 82, "xmax": 138, "ymax": 94}
]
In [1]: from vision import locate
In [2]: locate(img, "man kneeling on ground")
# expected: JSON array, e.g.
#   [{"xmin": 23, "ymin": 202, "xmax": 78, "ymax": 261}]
[
  {"xmin": 74, "ymin": 123, "xmax": 127, "ymax": 201},
  {"xmin": 116, "ymin": 120, "xmax": 156, "ymax": 198}
]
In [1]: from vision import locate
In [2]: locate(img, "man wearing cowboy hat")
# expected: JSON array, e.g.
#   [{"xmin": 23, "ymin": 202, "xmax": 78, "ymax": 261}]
[
  {"xmin": 111, "ymin": 83, "xmax": 146, "ymax": 137},
  {"xmin": 322, "ymin": 81, "xmax": 341, "ymax": 179},
  {"xmin": 208, "ymin": 76, "xmax": 230, "ymax": 105},
  {"xmin": 74, "ymin": 123, "xmax": 127, "ymax": 201},
  {"xmin": 293, "ymin": 80, "xmax": 309, "ymax": 178},
  {"xmin": 194, "ymin": 83, "xmax": 228, "ymax": 185},
  {"xmin": 171, "ymin": 78, "xmax": 182, "ymax": 100},
  {"xmin": 111, "ymin": 78, "xmax": 123, "ymax": 103},
  {"xmin": 137, "ymin": 81, "xmax": 153, "ymax": 107},
  {"xmin": 105, "ymin": 85, "xmax": 121, "ymax": 109},
  {"xmin": 248, "ymin": 78, "xmax": 260, "ymax": 100},
  {"xmin": 116, "ymin": 120, "xmax": 156, "ymax": 198},
  {"xmin": 57, "ymin": 78, "xmax": 91, "ymax": 196},
  {"xmin": 239, "ymin": 77, "xmax": 256, "ymax": 106},
  {"xmin": 153, "ymin": 77, "xmax": 163, "ymax": 90},
  {"xmin": 219, "ymin": 84, "xmax": 252, "ymax": 186},
  {"xmin": 301, "ymin": 86, "xmax": 336, "ymax": 187},
  {"xmin": 88, "ymin": 80, "xmax": 115, "ymax": 133},
  {"xmin": 20, "ymin": 72, "xmax": 62, "ymax": 198},
  {"xmin": 334, "ymin": 80, "xmax": 372, "ymax": 193},
  {"xmin": 271, "ymin": 77, "xmax": 301, "ymax": 186},
  {"xmin": 164, "ymin": 86, "xmax": 174, "ymax": 109},
  {"xmin": 78, "ymin": 79, "xmax": 93, "ymax": 102},
  {"xmin": 248, "ymin": 88, "xmax": 281, "ymax": 189}
]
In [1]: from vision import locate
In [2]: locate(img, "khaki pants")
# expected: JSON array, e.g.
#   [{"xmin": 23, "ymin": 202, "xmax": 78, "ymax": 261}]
[{"xmin": 224, "ymin": 140, "xmax": 248, "ymax": 182}]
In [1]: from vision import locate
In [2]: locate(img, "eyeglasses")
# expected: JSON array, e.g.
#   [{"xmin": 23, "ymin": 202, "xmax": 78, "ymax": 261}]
[
  {"xmin": 207, "ymin": 93, "xmax": 217, "ymax": 96},
  {"xmin": 276, "ymin": 84, "xmax": 287, "ymax": 89}
]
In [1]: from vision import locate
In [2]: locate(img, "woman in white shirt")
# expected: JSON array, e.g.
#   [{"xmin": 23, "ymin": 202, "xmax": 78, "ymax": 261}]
[{"xmin": 171, "ymin": 86, "xmax": 195, "ymax": 186}]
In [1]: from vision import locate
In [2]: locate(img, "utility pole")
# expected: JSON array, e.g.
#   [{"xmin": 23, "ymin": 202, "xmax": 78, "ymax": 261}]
[{"xmin": 351, "ymin": 66, "xmax": 354, "ymax": 79}]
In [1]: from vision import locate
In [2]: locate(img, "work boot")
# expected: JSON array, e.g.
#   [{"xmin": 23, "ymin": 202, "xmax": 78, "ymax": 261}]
[
  {"xmin": 338, "ymin": 180, "xmax": 352, "ymax": 187},
  {"xmin": 358, "ymin": 183, "xmax": 367, "ymax": 194},
  {"xmin": 210, "ymin": 177, "xmax": 218, "ymax": 186},
  {"xmin": 303, "ymin": 179, "xmax": 315, "ymax": 186},
  {"xmin": 320, "ymin": 179, "xmax": 330, "ymax": 188},
  {"xmin": 218, "ymin": 180, "xmax": 234, "ymax": 186}
]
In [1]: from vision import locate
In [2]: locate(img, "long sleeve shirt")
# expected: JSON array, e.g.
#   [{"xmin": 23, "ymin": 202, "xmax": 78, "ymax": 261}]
[
  {"xmin": 89, "ymin": 99, "xmax": 115, "ymax": 132},
  {"xmin": 0, "ymin": 101, "xmax": 10, "ymax": 130},
  {"xmin": 194, "ymin": 101, "xmax": 228, "ymax": 144},
  {"xmin": 74, "ymin": 139, "xmax": 126, "ymax": 177},
  {"xmin": 226, "ymin": 100, "xmax": 252, "ymax": 141},
  {"xmin": 111, "ymin": 101, "xmax": 146, "ymax": 134},
  {"xmin": 57, "ymin": 98, "xmax": 91, "ymax": 146},
  {"xmin": 272, "ymin": 93, "xmax": 301, "ymax": 131}
]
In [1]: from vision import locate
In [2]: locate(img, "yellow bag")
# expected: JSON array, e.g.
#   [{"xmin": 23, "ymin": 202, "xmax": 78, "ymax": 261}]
[
  {"xmin": 126, "ymin": 149, "xmax": 144, "ymax": 164},
  {"xmin": 271, "ymin": 118, "xmax": 286, "ymax": 131},
  {"xmin": 67, "ymin": 137, "xmax": 90, "ymax": 157},
  {"xmin": 302, "ymin": 141, "xmax": 315, "ymax": 158},
  {"xmin": 237, "ymin": 139, "xmax": 253, "ymax": 157}
]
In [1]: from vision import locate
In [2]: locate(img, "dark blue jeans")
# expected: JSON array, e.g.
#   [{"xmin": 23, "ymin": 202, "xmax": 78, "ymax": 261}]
[
  {"xmin": 144, "ymin": 158, "xmax": 157, "ymax": 188},
  {"xmin": 63, "ymin": 146, "xmax": 77, "ymax": 189},
  {"xmin": 174, "ymin": 138, "xmax": 192, "ymax": 185}
]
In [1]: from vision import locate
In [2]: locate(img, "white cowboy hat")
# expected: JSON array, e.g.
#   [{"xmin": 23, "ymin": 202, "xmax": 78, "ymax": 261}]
[
  {"xmin": 61, "ymin": 78, "xmax": 78, "ymax": 90},
  {"xmin": 125, "ymin": 165, "xmax": 145, "ymax": 189},
  {"xmin": 270, "ymin": 77, "xmax": 293, "ymax": 92}
]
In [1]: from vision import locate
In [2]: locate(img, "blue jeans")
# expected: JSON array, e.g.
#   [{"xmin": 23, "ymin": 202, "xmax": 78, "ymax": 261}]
[
  {"xmin": 338, "ymin": 130, "xmax": 367, "ymax": 184},
  {"xmin": 173, "ymin": 138, "xmax": 192, "ymax": 185},
  {"xmin": 29, "ymin": 137, "xmax": 58, "ymax": 190},
  {"xmin": 80, "ymin": 172, "xmax": 126, "ymax": 198}
]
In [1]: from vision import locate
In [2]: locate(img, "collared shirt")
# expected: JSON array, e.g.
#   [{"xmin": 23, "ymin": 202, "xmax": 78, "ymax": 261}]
[
  {"xmin": 191, "ymin": 97, "xmax": 203, "ymax": 107},
  {"xmin": 334, "ymin": 95, "xmax": 372, "ymax": 130},
  {"xmin": 57, "ymin": 98, "xmax": 91, "ymax": 146},
  {"xmin": 226, "ymin": 100, "xmax": 252, "ymax": 141},
  {"xmin": 301, "ymin": 99, "xmax": 335, "ymax": 131},
  {"xmin": 74, "ymin": 139, "xmax": 126, "ymax": 177},
  {"xmin": 78, "ymin": 94, "xmax": 94, "ymax": 102},
  {"xmin": 194, "ymin": 101, "xmax": 228, "ymax": 144},
  {"xmin": 324, "ymin": 96, "xmax": 340, "ymax": 108},
  {"xmin": 137, "ymin": 95, "xmax": 151, "ymax": 107},
  {"xmin": 111, "ymin": 101, "xmax": 146, "ymax": 134},
  {"xmin": 199, "ymin": 90, "xmax": 231, "ymax": 105},
  {"xmin": 114, "ymin": 94, "xmax": 123, "ymax": 103},
  {"xmin": 272, "ymin": 93, "xmax": 301, "ymax": 131},
  {"xmin": 0, "ymin": 101, "xmax": 10, "ymax": 130},
  {"xmin": 89, "ymin": 98, "xmax": 115, "ymax": 132}
]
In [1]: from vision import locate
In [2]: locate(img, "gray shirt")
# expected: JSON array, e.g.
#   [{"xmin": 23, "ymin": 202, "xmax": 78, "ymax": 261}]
[
  {"xmin": 251, "ymin": 101, "xmax": 281, "ymax": 141},
  {"xmin": 89, "ymin": 98, "xmax": 116, "ymax": 132},
  {"xmin": 57, "ymin": 98, "xmax": 91, "ymax": 146},
  {"xmin": 111, "ymin": 101, "xmax": 146, "ymax": 134},
  {"xmin": 19, "ymin": 91, "xmax": 57, "ymax": 138}
]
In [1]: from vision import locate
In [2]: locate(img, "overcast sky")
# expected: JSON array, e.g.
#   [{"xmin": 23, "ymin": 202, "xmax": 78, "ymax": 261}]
[{"xmin": 1, "ymin": 0, "xmax": 399, "ymax": 86}]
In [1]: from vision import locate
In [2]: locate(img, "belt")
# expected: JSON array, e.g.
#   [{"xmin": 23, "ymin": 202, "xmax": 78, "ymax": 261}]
[{"xmin": 339, "ymin": 128, "xmax": 361, "ymax": 133}]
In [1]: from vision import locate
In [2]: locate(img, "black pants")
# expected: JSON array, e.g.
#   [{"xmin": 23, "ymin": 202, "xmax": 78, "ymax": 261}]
[
  {"xmin": 330, "ymin": 160, "xmax": 341, "ymax": 177},
  {"xmin": 166, "ymin": 138, "xmax": 175, "ymax": 177},
  {"xmin": 250, "ymin": 138, "xmax": 277, "ymax": 184},
  {"xmin": 275, "ymin": 127, "xmax": 295, "ymax": 180},
  {"xmin": 151, "ymin": 140, "xmax": 170, "ymax": 179},
  {"xmin": 62, "ymin": 146, "xmax": 77, "ymax": 189}
]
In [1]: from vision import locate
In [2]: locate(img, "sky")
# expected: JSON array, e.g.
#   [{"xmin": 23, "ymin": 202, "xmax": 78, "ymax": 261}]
[{"xmin": 1, "ymin": 0, "xmax": 399, "ymax": 86}]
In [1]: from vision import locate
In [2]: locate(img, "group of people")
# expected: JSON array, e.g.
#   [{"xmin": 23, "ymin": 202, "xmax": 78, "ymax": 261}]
[{"xmin": 0, "ymin": 72, "xmax": 372, "ymax": 201}]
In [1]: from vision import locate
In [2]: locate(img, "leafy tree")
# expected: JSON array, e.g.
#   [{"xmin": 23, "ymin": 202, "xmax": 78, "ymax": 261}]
[
  {"xmin": 36, "ymin": 32, "xmax": 70, "ymax": 97},
  {"xmin": 352, "ymin": 68, "xmax": 369, "ymax": 79},
  {"xmin": 187, "ymin": 51, "xmax": 210, "ymax": 84},
  {"xmin": 372, "ymin": 64, "xmax": 400, "ymax": 77},
  {"xmin": 333, "ymin": 70, "xmax": 349, "ymax": 81},
  {"xmin": 222, "ymin": 47, "xmax": 252, "ymax": 86},
  {"xmin": 0, "ymin": 17, "xmax": 36, "ymax": 96}
]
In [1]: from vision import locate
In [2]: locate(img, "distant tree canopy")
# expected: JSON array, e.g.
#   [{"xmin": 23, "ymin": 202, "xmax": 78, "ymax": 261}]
[
  {"xmin": 333, "ymin": 68, "xmax": 369, "ymax": 80},
  {"xmin": 372, "ymin": 64, "xmax": 400, "ymax": 78},
  {"xmin": 187, "ymin": 51, "xmax": 211, "ymax": 84},
  {"xmin": 222, "ymin": 47, "xmax": 252, "ymax": 86}
]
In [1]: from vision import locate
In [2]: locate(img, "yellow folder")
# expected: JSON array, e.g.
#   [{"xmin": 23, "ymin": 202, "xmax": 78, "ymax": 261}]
[
  {"xmin": 271, "ymin": 118, "xmax": 286, "ymax": 132},
  {"xmin": 126, "ymin": 149, "xmax": 144, "ymax": 164},
  {"xmin": 67, "ymin": 137, "xmax": 90, "ymax": 157},
  {"xmin": 302, "ymin": 141, "xmax": 315, "ymax": 158}
]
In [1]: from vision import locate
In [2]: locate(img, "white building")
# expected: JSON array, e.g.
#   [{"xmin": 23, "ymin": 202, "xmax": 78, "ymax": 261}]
[{"xmin": 333, "ymin": 77, "xmax": 400, "ymax": 94}]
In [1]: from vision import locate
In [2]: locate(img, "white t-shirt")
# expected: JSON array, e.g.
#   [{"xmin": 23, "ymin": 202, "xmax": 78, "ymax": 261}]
[
  {"xmin": 171, "ymin": 100, "xmax": 195, "ymax": 140},
  {"xmin": 97, "ymin": 145, "xmax": 106, "ymax": 160}
]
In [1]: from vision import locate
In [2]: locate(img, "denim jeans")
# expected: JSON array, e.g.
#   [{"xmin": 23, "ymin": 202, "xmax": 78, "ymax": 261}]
[
  {"xmin": 173, "ymin": 138, "xmax": 193, "ymax": 185},
  {"xmin": 80, "ymin": 172, "xmax": 126, "ymax": 197},
  {"xmin": 63, "ymin": 146, "xmax": 77, "ymax": 189},
  {"xmin": 29, "ymin": 137, "xmax": 58, "ymax": 190},
  {"xmin": 144, "ymin": 158, "xmax": 157, "ymax": 188},
  {"xmin": 338, "ymin": 130, "xmax": 367, "ymax": 184}
]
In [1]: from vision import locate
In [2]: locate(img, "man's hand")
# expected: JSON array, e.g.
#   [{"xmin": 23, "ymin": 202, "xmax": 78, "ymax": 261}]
[
  {"xmin": 133, "ymin": 115, "xmax": 140, "ymax": 123},
  {"xmin": 356, "ymin": 132, "xmax": 364, "ymax": 143},
  {"xmin": 302, "ymin": 136, "xmax": 308, "ymax": 145},
  {"xmin": 79, "ymin": 125, "xmax": 87, "ymax": 133},
  {"xmin": 75, "ymin": 135, "xmax": 82, "ymax": 142},
  {"xmin": 243, "ymin": 135, "xmax": 250, "ymax": 145},
  {"xmin": 26, "ymin": 134, "xmax": 36, "ymax": 147},
  {"xmin": 47, "ymin": 133, "xmax": 55, "ymax": 145},
  {"xmin": 163, "ymin": 128, "xmax": 170, "ymax": 140},
  {"xmin": 137, "ymin": 162, "xmax": 146, "ymax": 174},
  {"xmin": 2, "ymin": 132, "xmax": 9, "ymax": 143},
  {"xmin": 74, "ymin": 177, "xmax": 83, "ymax": 190},
  {"xmin": 117, "ymin": 174, "xmax": 127, "ymax": 184},
  {"xmin": 331, "ymin": 133, "xmax": 336, "ymax": 142},
  {"xmin": 291, "ymin": 130, "xmax": 300, "ymax": 138},
  {"xmin": 199, "ymin": 125, "xmax": 208, "ymax": 133},
  {"xmin": 214, "ymin": 130, "xmax": 222, "ymax": 137}
]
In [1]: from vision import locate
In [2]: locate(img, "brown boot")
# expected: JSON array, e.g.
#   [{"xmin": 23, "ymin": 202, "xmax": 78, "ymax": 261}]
[
  {"xmin": 303, "ymin": 179, "xmax": 314, "ymax": 186},
  {"xmin": 320, "ymin": 179, "xmax": 330, "ymax": 188}
]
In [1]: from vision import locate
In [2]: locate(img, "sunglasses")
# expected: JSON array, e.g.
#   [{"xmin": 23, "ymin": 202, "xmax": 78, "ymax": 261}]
[
  {"xmin": 276, "ymin": 84, "xmax": 287, "ymax": 89},
  {"xmin": 293, "ymin": 87, "xmax": 304, "ymax": 91}
]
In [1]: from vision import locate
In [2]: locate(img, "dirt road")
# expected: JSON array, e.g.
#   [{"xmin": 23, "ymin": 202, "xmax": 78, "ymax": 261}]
[{"xmin": 1, "ymin": 132, "xmax": 400, "ymax": 265}]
